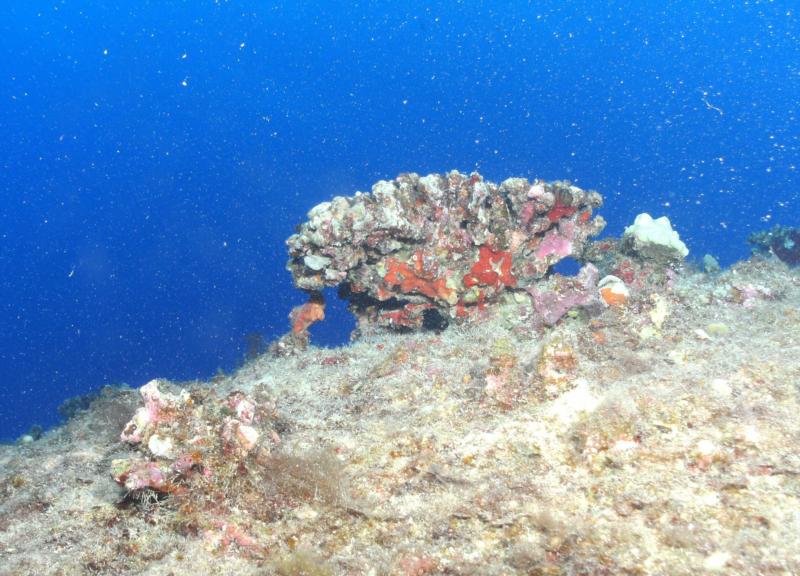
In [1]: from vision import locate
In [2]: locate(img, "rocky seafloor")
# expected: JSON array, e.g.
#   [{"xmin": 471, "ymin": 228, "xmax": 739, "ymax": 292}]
[{"xmin": 1, "ymin": 255, "xmax": 799, "ymax": 575}]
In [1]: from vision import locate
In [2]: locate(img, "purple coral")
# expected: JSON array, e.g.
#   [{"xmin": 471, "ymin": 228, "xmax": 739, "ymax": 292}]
[
  {"xmin": 528, "ymin": 264, "xmax": 602, "ymax": 326},
  {"xmin": 286, "ymin": 171, "xmax": 605, "ymax": 333}
]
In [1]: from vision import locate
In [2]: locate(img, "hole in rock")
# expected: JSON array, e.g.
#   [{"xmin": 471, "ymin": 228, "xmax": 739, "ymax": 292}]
[
  {"xmin": 308, "ymin": 288, "xmax": 355, "ymax": 347},
  {"xmin": 552, "ymin": 257, "xmax": 581, "ymax": 276}
]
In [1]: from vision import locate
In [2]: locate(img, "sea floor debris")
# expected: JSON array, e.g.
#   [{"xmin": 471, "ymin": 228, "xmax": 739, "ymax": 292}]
[{"xmin": 1, "ymin": 172, "xmax": 800, "ymax": 575}]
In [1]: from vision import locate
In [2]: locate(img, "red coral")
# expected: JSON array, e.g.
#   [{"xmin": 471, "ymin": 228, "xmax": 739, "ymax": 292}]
[
  {"xmin": 463, "ymin": 246, "xmax": 517, "ymax": 289},
  {"xmin": 383, "ymin": 252, "xmax": 454, "ymax": 301},
  {"xmin": 321, "ymin": 355, "xmax": 346, "ymax": 366},
  {"xmin": 289, "ymin": 296, "xmax": 325, "ymax": 335},
  {"xmin": 398, "ymin": 554, "xmax": 438, "ymax": 575},
  {"xmin": 205, "ymin": 520, "xmax": 268, "ymax": 557},
  {"xmin": 613, "ymin": 260, "xmax": 637, "ymax": 285},
  {"xmin": 547, "ymin": 196, "xmax": 577, "ymax": 222},
  {"xmin": 378, "ymin": 302, "xmax": 434, "ymax": 328}
]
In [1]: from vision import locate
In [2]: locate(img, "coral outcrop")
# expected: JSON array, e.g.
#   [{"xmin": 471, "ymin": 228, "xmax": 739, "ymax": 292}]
[
  {"xmin": 286, "ymin": 171, "xmax": 605, "ymax": 336},
  {"xmin": 749, "ymin": 225, "xmax": 800, "ymax": 266}
]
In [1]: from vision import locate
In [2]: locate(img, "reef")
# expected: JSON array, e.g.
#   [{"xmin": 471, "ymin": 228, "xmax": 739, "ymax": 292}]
[
  {"xmin": 2, "ymin": 173, "xmax": 800, "ymax": 575},
  {"xmin": 286, "ymin": 171, "xmax": 605, "ymax": 336}
]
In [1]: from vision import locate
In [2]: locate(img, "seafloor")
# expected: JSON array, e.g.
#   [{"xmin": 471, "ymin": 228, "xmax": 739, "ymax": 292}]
[{"xmin": 1, "ymin": 256, "xmax": 799, "ymax": 575}]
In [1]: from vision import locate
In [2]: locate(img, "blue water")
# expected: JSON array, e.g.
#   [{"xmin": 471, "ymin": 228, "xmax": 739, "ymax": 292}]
[{"xmin": 1, "ymin": 1, "xmax": 798, "ymax": 440}]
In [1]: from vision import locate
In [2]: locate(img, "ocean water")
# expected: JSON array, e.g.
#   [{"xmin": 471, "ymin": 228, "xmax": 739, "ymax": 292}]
[{"xmin": 0, "ymin": 1, "xmax": 797, "ymax": 441}]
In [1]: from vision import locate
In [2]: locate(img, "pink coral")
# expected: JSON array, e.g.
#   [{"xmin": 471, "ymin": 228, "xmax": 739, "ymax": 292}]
[
  {"xmin": 112, "ymin": 460, "xmax": 168, "ymax": 492},
  {"xmin": 120, "ymin": 379, "xmax": 185, "ymax": 443},
  {"xmin": 528, "ymin": 264, "xmax": 601, "ymax": 326},
  {"xmin": 535, "ymin": 230, "xmax": 574, "ymax": 260}
]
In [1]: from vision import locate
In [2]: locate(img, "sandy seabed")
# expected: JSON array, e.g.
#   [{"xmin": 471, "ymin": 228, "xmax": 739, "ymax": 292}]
[{"xmin": 1, "ymin": 256, "xmax": 799, "ymax": 576}]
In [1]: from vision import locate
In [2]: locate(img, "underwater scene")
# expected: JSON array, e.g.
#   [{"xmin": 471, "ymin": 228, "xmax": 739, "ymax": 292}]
[{"xmin": 1, "ymin": 2, "xmax": 799, "ymax": 574}]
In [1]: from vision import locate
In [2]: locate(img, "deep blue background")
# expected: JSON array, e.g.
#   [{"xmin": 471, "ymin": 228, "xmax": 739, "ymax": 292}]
[{"xmin": 1, "ymin": 1, "xmax": 798, "ymax": 440}]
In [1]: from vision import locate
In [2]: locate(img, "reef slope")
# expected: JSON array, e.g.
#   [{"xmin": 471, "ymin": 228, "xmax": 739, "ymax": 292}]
[{"xmin": 1, "ymin": 256, "xmax": 799, "ymax": 575}]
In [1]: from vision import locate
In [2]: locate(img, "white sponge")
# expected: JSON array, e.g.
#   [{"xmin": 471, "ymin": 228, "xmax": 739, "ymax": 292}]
[{"xmin": 623, "ymin": 213, "xmax": 689, "ymax": 261}]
